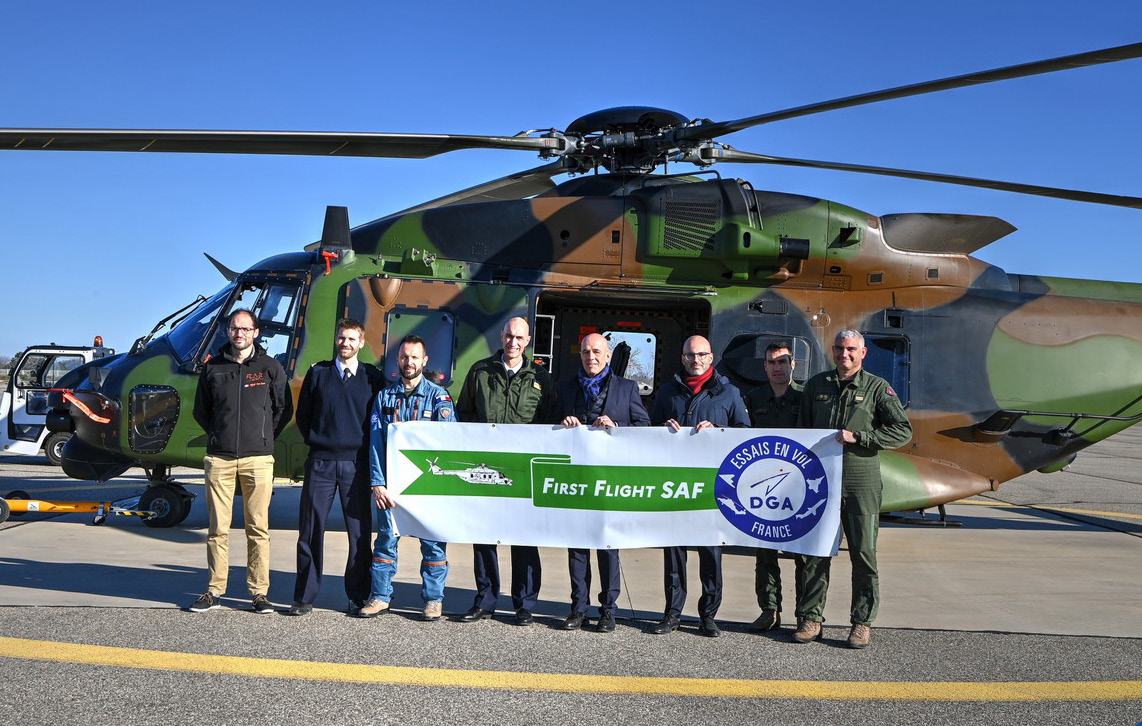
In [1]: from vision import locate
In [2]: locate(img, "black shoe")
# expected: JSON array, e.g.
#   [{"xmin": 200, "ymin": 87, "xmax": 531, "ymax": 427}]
[
  {"xmin": 561, "ymin": 611, "xmax": 587, "ymax": 630},
  {"xmin": 347, "ymin": 600, "xmax": 367, "ymax": 617},
  {"xmin": 285, "ymin": 602, "xmax": 313, "ymax": 616},
  {"xmin": 252, "ymin": 594, "xmax": 274, "ymax": 615},
  {"xmin": 458, "ymin": 606, "xmax": 493, "ymax": 622},
  {"xmin": 515, "ymin": 609, "xmax": 534, "ymax": 626},
  {"xmin": 594, "ymin": 611, "xmax": 616, "ymax": 633},
  {"xmin": 698, "ymin": 617, "xmax": 722, "ymax": 638},
  {"xmin": 188, "ymin": 592, "xmax": 221, "ymax": 613},
  {"xmin": 650, "ymin": 615, "xmax": 680, "ymax": 635}
]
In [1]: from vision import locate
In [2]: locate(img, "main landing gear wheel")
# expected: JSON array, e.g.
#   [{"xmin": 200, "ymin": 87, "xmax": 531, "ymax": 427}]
[
  {"xmin": 139, "ymin": 485, "xmax": 192, "ymax": 528},
  {"xmin": 5, "ymin": 490, "xmax": 29, "ymax": 518},
  {"xmin": 43, "ymin": 431, "xmax": 71, "ymax": 467}
]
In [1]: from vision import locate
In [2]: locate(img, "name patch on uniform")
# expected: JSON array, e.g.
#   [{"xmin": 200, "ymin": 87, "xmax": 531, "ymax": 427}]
[
  {"xmin": 855, "ymin": 395, "xmax": 865, "ymax": 403},
  {"xmin": 815, "ymin": 394, "xmax": 829, "ymax": 401}
]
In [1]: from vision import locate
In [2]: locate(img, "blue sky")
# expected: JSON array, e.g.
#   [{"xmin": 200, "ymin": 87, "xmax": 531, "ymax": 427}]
[{"xmin": 2, "ymin": 1, "xmax": 1141, "ymax": 355}]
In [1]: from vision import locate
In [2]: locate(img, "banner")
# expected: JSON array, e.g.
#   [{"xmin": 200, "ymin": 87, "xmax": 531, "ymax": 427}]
[{"xmin": 388, "ymin": 422, "xmax": 843, "ymax": 557}]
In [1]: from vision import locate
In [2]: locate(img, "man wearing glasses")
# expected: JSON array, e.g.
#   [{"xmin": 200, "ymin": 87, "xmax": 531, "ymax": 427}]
[
  {"xmin": 190, "ymin": 308, "xmax": 293, "ymax": 614},
  {"xmin": 744, "ymin": 341, "xmax": 803, "ymax": 634},
  {"xmin": 648, "ymin": 335, "xmax": 749, "ymax": 637}
]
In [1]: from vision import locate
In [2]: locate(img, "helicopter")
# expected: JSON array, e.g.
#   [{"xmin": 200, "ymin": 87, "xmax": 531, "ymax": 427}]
[
  {"xmin": 2, "ymin": 41, "xmax": 1141, "ymax": 528},
  {"xmin": 427, "ymin": 458, "xmax": 514, "ymax": 487}
]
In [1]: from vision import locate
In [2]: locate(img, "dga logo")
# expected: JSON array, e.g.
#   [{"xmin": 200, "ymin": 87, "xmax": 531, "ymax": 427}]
[{"xmin": 714, "ymin": 435, "xmax": 828, "ymax": 543}]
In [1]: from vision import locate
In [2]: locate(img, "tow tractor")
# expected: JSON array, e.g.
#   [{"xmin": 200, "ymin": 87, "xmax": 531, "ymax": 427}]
[{"xmin": 1, "ymin": 339, "xmax": 115, "ymax": 465}]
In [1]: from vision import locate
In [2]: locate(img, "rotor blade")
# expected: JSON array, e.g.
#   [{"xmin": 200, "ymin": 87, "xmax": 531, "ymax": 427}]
[
  {"xmin": 0, "ymin": 128, "xmax": 562, "ymax": 159},
  {"xmin": 709, "ymin": 148, "xmax": 1142, "ymax": 209},
  {"xmin": 387, "ymin": 161, "xmax": 567, "ymax": 216},
  {"xmin": 680, "ymin": 42, "xmax": 1142, "ymax": 141}
]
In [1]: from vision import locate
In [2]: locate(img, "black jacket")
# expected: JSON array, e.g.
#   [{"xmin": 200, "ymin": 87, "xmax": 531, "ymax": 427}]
[{"xmin": 193, "ymin": 342, "xmax": 293, "ymax": 458}]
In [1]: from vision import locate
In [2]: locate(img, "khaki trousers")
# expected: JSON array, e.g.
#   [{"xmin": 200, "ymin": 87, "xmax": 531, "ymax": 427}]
[{"xmin": 204, "ymin": 454, "xmax": 274, "ymax": 596}]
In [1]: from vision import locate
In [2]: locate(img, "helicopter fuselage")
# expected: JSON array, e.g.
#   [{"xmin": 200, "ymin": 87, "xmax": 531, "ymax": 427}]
[{"xmin": 48, "ymin": 173, "xmax": 1142, "ymax": 513}]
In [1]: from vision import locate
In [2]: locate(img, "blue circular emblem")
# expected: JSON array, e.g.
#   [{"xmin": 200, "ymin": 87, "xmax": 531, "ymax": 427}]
[{"xmin": 714, "ymin": 435, "xmax": 829, "ymax": 543}]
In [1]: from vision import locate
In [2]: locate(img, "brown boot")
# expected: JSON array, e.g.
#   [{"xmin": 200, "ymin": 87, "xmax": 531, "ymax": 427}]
[
  {"xmin": 791, "ymin": 617, "xmax": 822, "ymax": 643},
  {"xmin": 847, "ymin": 623, "xmax": 871, "ymax": 649},
  {"xmin": 748, "ymin": 609, "xmax": 781, "ymax": 632}
]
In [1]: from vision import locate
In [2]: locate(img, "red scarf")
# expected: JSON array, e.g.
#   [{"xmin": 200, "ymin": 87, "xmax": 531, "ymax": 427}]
[{"xmin": 681, "ymin": 367, "xmax": 714, "ymax": 395}]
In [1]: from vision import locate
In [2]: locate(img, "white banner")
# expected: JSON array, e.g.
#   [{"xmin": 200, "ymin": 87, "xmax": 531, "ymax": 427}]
[{"xmin": 387, "ymin": 422, "xmax": 843, "ymax": 557}]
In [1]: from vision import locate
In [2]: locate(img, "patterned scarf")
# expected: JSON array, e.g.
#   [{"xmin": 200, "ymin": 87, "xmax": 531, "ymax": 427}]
[{"xmin": 578, "ymin": 365, "xmax": 611, "ymax": 404}]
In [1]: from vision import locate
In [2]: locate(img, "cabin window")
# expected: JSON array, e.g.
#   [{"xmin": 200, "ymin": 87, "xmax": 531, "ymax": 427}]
[
  {"xmin": 602, "ymin": 331, "xmax": 657, "ymax": 396},
  {"xmin": 384, "ymin": 309, "xmax": 456, "ymax": 386},
  {"xmin": 719, "ymin": 334, "xmax": 812, "ymax": 387},
  {"xmin": 862, "ymin": 334, "xmax": 911, "ymax": 408}
]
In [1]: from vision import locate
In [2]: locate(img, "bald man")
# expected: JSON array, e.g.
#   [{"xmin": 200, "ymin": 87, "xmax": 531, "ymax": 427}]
[
  {"xmin": 556, "ymin": 333, "xmax": 650, "ymax": 632},
  {"xmin": 648, "ymin": 335, "xmax": 749, "ymax": 637},
  {"xmin": 455, "ymin": 317, "xmax": 558, "ymax": 626}
]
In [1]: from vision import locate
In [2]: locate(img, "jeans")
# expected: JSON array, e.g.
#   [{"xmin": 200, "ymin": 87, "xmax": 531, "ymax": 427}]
[{"xmin": 370, "ymin": 506, "xmax": 448, "ymax": 603}]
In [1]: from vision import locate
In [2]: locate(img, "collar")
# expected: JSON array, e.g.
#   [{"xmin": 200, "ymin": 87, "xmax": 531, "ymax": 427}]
[
  {"xmin": 335, "ymin": 358, "xmax": 359, "ymax": 377},
  {"xmin": 500, "ymin": 352, "xmax": 525, "ymax": 376}
]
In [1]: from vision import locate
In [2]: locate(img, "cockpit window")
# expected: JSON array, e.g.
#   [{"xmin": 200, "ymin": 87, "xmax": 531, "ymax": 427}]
[{"xmin": 167, "ymin": 283, "xmax": 235, "ymax": 364}]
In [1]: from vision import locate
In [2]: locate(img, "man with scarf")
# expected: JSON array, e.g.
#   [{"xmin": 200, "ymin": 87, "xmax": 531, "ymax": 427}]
[
  {"xmin": 648, "ymin": 335, "xmax": 749, "ymax": 637},
  {"xmin": 557, "ymin": 333, "xmax": 650, "ymax": 632}
]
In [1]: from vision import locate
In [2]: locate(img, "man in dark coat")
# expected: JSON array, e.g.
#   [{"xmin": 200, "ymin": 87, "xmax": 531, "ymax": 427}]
[
  {"xmin": 648, "ymin": 335, "xmax": 749, "ymax": 638},
  {"xmin": 557, "ymin": 333, "xmax": 650, "ymax": 633}
]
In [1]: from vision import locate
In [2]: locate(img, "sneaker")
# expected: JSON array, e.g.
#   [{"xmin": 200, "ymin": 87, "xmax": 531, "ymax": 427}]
[
  {"xmin": 847, "ymin": 623, "xmax": 871, "ymax": 649},
  {"xmin": 791, "ymin": 618, "xmax": 822, "ymax": 643},
  {"xmin": 285, "ymin": 602, "xmax": 313, "ymax": 616},
  {"xmin": 423, "ymin": 601, "xmax": 443, "ymax": 621},
  {"xmin": 188, "ymin": 592, "xmax": 221, "ymax": 612},
  {"xmin": 252, "ymin": 594, "xmax": 274, "ymax": 615},
  {"xmin": 748, "ymin": 609, "xmax": 781, "ymax": 632},
  {"xmin": 355, "ymin": 599, "xmax": 390, "ymax": 618}
]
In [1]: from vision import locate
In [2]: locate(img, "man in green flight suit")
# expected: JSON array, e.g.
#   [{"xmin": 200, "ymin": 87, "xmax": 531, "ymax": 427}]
[
  {"xmin": 793, "ymin": 330, "xmax": 912, "ymax": 649},
  {"xmin": 744, "ymin": 340, "xmax": 803, "ymax": 634}
]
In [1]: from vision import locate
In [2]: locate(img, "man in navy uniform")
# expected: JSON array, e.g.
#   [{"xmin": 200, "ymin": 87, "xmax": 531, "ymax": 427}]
[
  {"xmin": 288, "ymin": 318, "xmax": 384, "ymax": 616},
  {"xmin": 557, "ymin": 333, "xmax": 649, "ymax": 632},
  {"xmin": 649, "ymin": 335, "xmax": 749, "ymax": 637}
]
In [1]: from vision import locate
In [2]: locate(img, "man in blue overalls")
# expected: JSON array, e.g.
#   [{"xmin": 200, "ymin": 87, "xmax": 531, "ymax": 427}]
[{"xmin": 356, "ymin": 334, "xmax": 456, "ymax": 621}]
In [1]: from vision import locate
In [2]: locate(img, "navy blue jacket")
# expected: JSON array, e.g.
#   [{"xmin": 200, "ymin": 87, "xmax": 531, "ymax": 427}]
[
  {"xmin": 557, "ymin": 373, "xmax": 650, "ymax": 427},
  {"xmin": 649, "ymin": 370, "xmax": 750, "ymax": 429}
]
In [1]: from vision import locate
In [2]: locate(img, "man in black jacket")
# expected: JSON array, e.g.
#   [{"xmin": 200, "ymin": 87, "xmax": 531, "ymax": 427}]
[
  {"xmin": 557, "ymin": 333, "xmax": 650, "ymax": 633},
  {"xmin": 288, "ymin": 318, "xmax": 385, "ymax": 617},
  {"xmin": 189, "ymin": 309, "xmax": 293, "ymax": 614},
  {"xmin": 649, "ymin": 335, "xmax": 749, "ymax": 637},
  {"xmin": 456, "ymin": 317, "xmax": 558, "ymax": 626}
]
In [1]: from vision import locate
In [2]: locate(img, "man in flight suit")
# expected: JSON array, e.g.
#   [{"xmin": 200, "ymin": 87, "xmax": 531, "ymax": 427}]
[
  {"xmin": 793, "ymin": 330, "xmax": 912, "ymax": 648},
  {"xmin": 357, "ymin": 334, "xmax": 456, "ymax": 621},
  {"xmin": 745, "ymin": 341, "xmax": 803, "ymax": 633},
  {"xmin": 456, "ymin": 317, "xmax": 558, "ymax": 626}
]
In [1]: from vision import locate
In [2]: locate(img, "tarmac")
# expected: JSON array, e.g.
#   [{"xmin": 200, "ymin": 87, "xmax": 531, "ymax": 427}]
[{"xmin": 1, "ymin": 428, "xmax": 1140, "ymax": 725}]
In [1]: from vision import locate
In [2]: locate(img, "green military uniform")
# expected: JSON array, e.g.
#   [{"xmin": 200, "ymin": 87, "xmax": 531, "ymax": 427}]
[
  {"xmin": 796, "ymin": 368, "xmax": 911, "ymax": 625},
  {"xmin": 456, "ymin": 352, "xmax": 558, "ymax": 425},
  {"xmin": 746, "ymin": 381, "xmax": 804, "ymax": 614}
]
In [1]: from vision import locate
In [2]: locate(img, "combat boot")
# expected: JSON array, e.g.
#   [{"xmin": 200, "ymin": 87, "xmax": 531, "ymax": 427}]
[{"xmin": 791, "ymin": 617, "xmax": 822, "ymax": 643}]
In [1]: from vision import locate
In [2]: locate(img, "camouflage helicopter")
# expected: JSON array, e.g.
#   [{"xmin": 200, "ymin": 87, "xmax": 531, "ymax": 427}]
[{"xmin": 3, "ymin": 42, "xmax": 1141, "ymax": 528}]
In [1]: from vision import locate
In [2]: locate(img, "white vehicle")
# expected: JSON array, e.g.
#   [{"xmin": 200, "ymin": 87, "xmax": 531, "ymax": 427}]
[{"xmin": 1, "ymin": 341, "xmax": 114, "ymax": 465}]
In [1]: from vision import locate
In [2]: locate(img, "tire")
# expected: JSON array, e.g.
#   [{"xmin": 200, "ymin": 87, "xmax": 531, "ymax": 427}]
[
  {"xmin": 43, "ymin": 432, "xmax": 71, "ymax": 467},
  {"xmin": 139, "ymin": 485, "xmax": 190, "ymax": 528},
  {"xmin": 4, "ymin": 490, "xmax": 29, "ymax": 518},
  {"xmin": 0, "ymin": 498, "xmax": 9, "ymax": 524}
]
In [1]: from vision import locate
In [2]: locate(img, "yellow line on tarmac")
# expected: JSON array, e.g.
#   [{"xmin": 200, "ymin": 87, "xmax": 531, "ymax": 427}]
[
  {"xmin": 0, "ymin": 636, "xmax": 1139, "ymax": 701},
  {"xmin": 958, "ymin": 499, "xmax": 1142, "ymax": 522}
]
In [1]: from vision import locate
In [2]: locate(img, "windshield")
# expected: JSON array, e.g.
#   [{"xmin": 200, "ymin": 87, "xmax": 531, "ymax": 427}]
[{"xmin": 166, "ymin": 282, "xmax": 235, "ymax": 364}]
